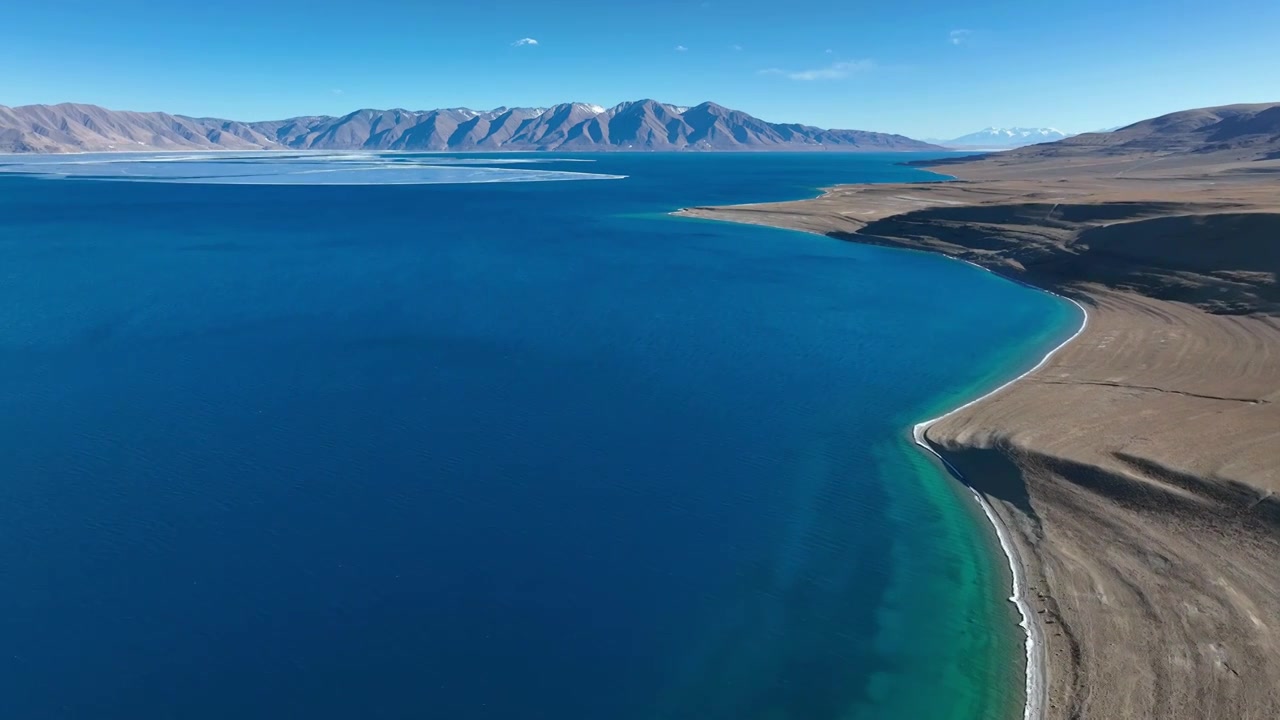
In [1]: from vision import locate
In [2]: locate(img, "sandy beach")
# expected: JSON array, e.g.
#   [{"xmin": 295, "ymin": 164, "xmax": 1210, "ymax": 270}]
[{"xmin": 678, "ymin": 151, "xmax": 1280, "ymax": 719}]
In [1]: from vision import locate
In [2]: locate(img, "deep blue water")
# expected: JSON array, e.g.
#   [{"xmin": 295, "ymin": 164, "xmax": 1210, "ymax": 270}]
[{"xmin": 0, "ymin": 153, "xmax": 1076, "ymax": 719}]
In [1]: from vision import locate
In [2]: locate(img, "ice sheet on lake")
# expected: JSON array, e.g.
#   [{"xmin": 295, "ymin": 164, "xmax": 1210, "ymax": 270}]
[{"xmin": 0, "ymin": 152, "xmax": 624, "ymax": 185}]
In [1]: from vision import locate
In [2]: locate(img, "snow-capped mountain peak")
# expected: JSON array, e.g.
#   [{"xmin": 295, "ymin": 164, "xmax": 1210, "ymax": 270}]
[{"xmin": 942, "ymin": 127, "xmax": 1072, "ymax": 148}]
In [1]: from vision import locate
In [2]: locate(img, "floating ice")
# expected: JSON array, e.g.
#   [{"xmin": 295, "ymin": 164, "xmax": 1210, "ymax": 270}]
[{"xmin": 0, "ymin": 151, "xmax": 625, "ymax": 185}]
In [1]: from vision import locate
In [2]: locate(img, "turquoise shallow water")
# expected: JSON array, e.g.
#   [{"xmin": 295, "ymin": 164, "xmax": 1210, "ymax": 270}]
[{"xmin": 0, "ymin": 153, "xmax": 1077, "ymax": 719}]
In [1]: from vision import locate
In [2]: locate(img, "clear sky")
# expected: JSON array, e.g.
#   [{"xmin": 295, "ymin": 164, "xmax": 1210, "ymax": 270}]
[{"xmin": 2, "ymin": 0, "xmax": 1277, "ymax": 138}]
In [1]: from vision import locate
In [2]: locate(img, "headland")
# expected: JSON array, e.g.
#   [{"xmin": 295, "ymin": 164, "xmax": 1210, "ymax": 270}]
[{"xmin": 677, "ymin": 104, "xmax": 1280, "ymax": 719}]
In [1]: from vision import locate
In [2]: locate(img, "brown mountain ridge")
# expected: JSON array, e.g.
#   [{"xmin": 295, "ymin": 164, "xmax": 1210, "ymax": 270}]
[
  {"xmin": 0, "ymin": 100, "xmax": 942, "ymax": 153},
  {"xmin": 923, "ymin": 101, "xmax": 1280, "ymax": 177}
]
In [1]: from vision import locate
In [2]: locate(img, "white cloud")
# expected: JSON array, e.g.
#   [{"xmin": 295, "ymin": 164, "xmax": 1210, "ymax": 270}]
[
  {"xmin": 512, "ymin": 37, "xmax": 539, "ymax": 47},
  {"xmin": 760, "ymin": 59, "xmax": 874, "ymax": 81},
  {"xmin": 330, "ymin": 88, "xmax": 343, "ymax": 95},
  {"xmin": 949, "ymin": 29, "xmax": 971, "ymax": 45},
  {"xmin": 825, "ymin": 48, "xmax": 834, "ymax": 54},
  {"xmin": 731, "ymin": 44, "xmax": 743, "ymax": 51},
  {"xmin": 675, "ymin": 45, "xmax": 688, "ymax": 52}
]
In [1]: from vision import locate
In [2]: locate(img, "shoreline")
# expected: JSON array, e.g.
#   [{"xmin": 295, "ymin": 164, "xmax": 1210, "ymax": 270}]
[
  {"xmin": 911, "ymin": 290, "xmax": 1089, "ymax": 720},
  {"xmin": 676, "ymin": 206, "xmax": 1081, "ymax": 720}
]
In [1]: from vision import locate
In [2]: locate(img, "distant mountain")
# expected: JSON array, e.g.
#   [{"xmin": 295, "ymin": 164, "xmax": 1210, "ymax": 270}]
[
  {"xmin": 979, "ymin": 102, "xmax": 1280, "ymax": 164},
  {"xmin": 934, "ymin": 127, "xmax": 1071, "ymax": 149},
  {"xmin": 0, "ymin": 100, "xmax": 943, "ymax": 153}
]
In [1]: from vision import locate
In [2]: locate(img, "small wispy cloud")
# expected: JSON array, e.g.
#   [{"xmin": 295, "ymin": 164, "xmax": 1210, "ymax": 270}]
[
  {"xmin": 731, "ymin": 44, "xmax": 743, "ymax": 51},
  {"xmin": 949, "ymin": 29, "xmax": 971, "ymax": 46},
  {"xmin": 675, "ymin": 45, "xmax": 688, "ymax": 52},
  {"xmin": 330, "ymin": 88, "xmax": 343, "ymax": 95},
  {"xmin": 760, "ymin": 59, "xmax": 874, "ymax": 81},
  {"xmin": 512, "ymin": 37, "xmax": 539, "ymax": 47},
  {"xmin": 824, "ymin": 48, "xmax": 834, "ymax": 54}
]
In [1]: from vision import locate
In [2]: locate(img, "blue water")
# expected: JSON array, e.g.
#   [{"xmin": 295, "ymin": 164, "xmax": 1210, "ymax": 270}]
[{"xmin": 0, "ymin": 153, "xmax": 1076, "ymax": 719}]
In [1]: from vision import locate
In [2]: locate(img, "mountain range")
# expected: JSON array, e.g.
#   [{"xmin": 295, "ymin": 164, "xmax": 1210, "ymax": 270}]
[
  {"xmin": 932, "ymin": 127, "xmax": 1071, "ymax": 149},
  {"xmin": 0, "ymin": 101, "xmax": 943, "ymax": 154}
]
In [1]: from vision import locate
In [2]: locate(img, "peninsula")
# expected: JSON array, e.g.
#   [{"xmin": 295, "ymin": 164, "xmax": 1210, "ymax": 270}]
[{"xmin": 680, "ymin": 101, "xmax": 1280, "ymax": 719}]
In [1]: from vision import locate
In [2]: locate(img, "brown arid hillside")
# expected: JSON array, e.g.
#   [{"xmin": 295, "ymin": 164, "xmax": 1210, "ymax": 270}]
[
  {"xmin": 926, "ymin": 101, "xmax": 1280, "ymax": 178},
  {"xmin": 0, "ymin": 100, "xmax": 942, "ymax": 153},
  {"xmin": 1032, "ymin": 102, "xmax": 1280, "ymax": 159}
]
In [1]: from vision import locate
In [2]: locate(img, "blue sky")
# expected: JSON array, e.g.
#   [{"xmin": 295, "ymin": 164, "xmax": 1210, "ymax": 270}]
[{"xmin": 2, "ymin": 0, "xmax": 1277, "ymax": 138}]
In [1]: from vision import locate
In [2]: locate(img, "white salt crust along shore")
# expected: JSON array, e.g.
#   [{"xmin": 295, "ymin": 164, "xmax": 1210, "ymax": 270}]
[{"xmin": 911, "ymin": 267, "xmax": 1089, "ymax": 720}]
